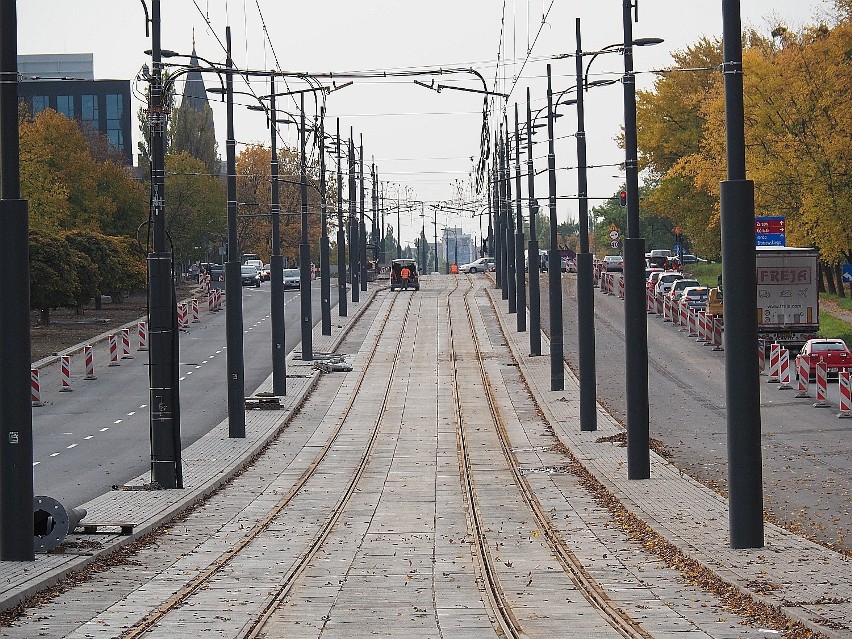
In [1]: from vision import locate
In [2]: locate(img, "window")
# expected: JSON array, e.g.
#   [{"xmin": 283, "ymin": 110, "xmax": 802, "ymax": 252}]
[
  {"xmin": 105, "ymin": 93, "xmax": 124, "ymax": 151},
  {"xmin": 56, "ymin": 95, "xmax": 74, "ymax": 119},
  {"xmin": 31, "ymin": 95, "xmax": 49, "ymax": 115},
  {"xmin": 81, "ymin": 94, "xmax": 99, "ymax": 124}
]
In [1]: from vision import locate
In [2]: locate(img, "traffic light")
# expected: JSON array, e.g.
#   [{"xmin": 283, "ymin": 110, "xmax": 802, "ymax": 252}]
[{"xmin": 619, "ymin": 190, "xmax": 627, "ymax": 207}]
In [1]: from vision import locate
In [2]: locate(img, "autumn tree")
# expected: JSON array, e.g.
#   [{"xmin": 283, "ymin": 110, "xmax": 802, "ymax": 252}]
[{"xmin": 169, "ymin": 99, "xmax": 219, "ymax": 176}]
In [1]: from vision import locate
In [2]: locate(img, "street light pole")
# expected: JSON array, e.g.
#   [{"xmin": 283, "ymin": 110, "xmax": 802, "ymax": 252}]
[
  {"xmin": 349, "ymin": 132, "xmax": 359, "ymax": 303},
  {"xmin": 575, "ymin": 17, "xmax": 597, "ymax": 432},
  {"xmin": 622, "ymin": 0, "xmax": 650, "ymax": 478},
  {"xmin": 504, "ymin": 121, "xmax": 517, "ymax": 313},
  {"xmin": 224, "ymin": 26, "xmax": 246, "ymax": 436},
  {"xmin": 359, "ymin": 136, "xmax": 367, "ymax": 292},
  {"xmin": 0, "ymin": 0, "xmax": 34, "ymax": 560},
  {"xmin": 526, "ymin": 88, "xmax": 542, "ymax": 357},
  {"xmin": 336, "ymin": 118, "xmax": 347, "ymax": 317},
  {"xmin": 514, "ymin": 103, "xmax": 526, "ymax": 332},
  {"xmin": 299, "ymin": 93, "xmax": 313, "ymax": 360},
  {"xmin": 319, "ymin": 107, "xmax": 331, "ymax": 336},
  {"xmin": 268, "ymin": 78, "xmax": 287, "ymax": 395},
  {"xmin": 546, "ymin": 64, "xmax": 564, "ymax": 391}
]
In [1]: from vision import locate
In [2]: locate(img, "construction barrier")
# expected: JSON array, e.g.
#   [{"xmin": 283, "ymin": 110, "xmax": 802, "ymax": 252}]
[
  {"xmin": 813, "ymin": 361, "xmax": 830, "ymax": 408},
  {"xmin": 192, "ymin": 298, "xmax": 200, "ymax": 323},
  {"xmin": 108, "ymin": 334, "xmax": 120, "ymax": 366},
  {"xmin": 767, "ymin": 342, "xmax": 781, "ymax": 383},
  {"xmin": 647, "ymin": 288, "xmax": 654, "ymax": 313},
  {"xmin": 84, "ymin": 345, "xmax": 96, "ymax": 380},
  {"xmin": 711, "ymin": 317, "xmax": 724, "ymax": 351},
  {"xmin": 839, "ymin": 372, "xmax": 851, "ymax": 418},
  {"xmin": 795, "ymin": 357, "xmax": 810, "ymax": 398},
  {"xmin": 757, "ymin": 339, "xmax": 766, "ymax": 374},
  {"xmin": 31, "ymin": 369, "xmax": 43, "ymax": 407},
  {"xmin": 59, "ymin": 356, "xmax": 73, "ymax": 392},
  {"xmin": 688, "ymin": 309, "xmax": 698, "ymax": 337},
  {"xmin": 121, "ymin": 328, "xmax": 134, "ymax": 359},
  {"xmin": 138, "ymin": 321, "xmax": 148, "ymax": 351},
  {"xmin": 662, "ymin": 296, "xmax": 672, "ymax": 322},
  {"xmin": 617, "ymin": 275, "xmax": 625, "ymax": 299},
  {"xmin": 208, "ymin": 291, "xmax": 215, "ymax": 313},
  {"xmin": 778, "ymin": 349, "xmax": 792, "ymax": 389},
  {"xmin": 678, "ymin": 302, "xmax": 688, "ymax": 331}
]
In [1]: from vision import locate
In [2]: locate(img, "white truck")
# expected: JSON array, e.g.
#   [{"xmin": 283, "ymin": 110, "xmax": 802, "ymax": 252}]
[{"xmin": 755, "ymin": 246, "xmax": 820, "ymax": 350}]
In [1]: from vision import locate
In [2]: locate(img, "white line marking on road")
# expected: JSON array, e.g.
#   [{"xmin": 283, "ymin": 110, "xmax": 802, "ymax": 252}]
[
  {"xmin": 114, "ymin": 420, "xmax": 122, "ymax": 424},
  {"xmin": 67, "ymin": 444, "xmax": 77, "ymax": 449},
  {"xmin": 195, "ymin": 365, "xmax": 201, "ymax": 369},
  {"xmin": 100, "ymin": 428, "xmax": 109, "ymax": 432},
  {"xmin": 127, "ymin": 411, "xmax": 135, "ymax": 416},
  {"xmin": 180, "ymin": 376, "xmax": 186, "ymax": 381},
  {"xmin": 50, "ymin": 453, "xmax": 59, "ymax": 457},
  {"xmin": 84, "ymin": 436, "xmax": 94, "ymax": 440},
  {"xmin": 187, "ymin": 371, "xmax": 193, "ymax": 376},
  {"xmin": 202, "ymin": 360, "xmax": 208, "ymax": 364},
  {"xmin": 33, "ymin": 462, "xmax": 40, "ymax": 467},
  {"xmin": 140, "ymin": 404, "xmax": 147, "ymax": 408}
]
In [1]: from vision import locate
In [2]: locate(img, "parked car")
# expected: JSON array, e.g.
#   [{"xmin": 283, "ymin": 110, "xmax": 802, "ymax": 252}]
[
  {"xmin": 282, "ymin": 268, "xmax": 301, "ymax": 290},
  {"xmin": 645, "ymin": 267, "xmax": 664, "ymax": 281},
  {"xmin": 667, "ymin": 278, "xmax": 700, "ymax": 303},
  {"xmin": 654, "ymin": 271, "xmax": 683, "ymax": 296},
  {"xmin": 602, "ymin": 255, "xmax": 624, "ymax": 272},
  {"xmin": 680, "ymin": 286, "xmax": 709, "ymax": 311},
  {"xmin": 795, "ymin": 338, "xmax": 852, "ymax": 380},
  {"xmin": 390, "ymin": 258, "xmax": 420, "ymax": 291},
  {"xmin": 261, "ymin": 263, "xmax": 271, "ymax": 281},
  {"xmin": 208, "ymin": 264, "xmax": 225, "ymax": 283},
  {"xmin": 647, "ymin": 255, "xmax": 669, "ymax": 270},
  {"xmin": 459, "ymin": 257, "xmax": 491, "ymax": 274},
  {"xmin": 243, "ymin": 259, "xmax": 263, "ymax": 275},
  {"xmin": 240, "ymin": 264, "xmax": 261, "ymax": 287},
  {"xmin": 646, "ymin": 270, "xmax": 665, "ymax": 293}
]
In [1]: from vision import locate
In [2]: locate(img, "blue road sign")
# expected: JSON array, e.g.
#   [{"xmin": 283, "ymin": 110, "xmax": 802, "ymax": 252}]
[{"xmin": 843, "ymin": 263, "xmax": 852, "ymax": 284}]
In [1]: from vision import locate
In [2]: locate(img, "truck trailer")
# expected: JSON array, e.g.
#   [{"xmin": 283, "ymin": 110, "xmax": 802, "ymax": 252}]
[{"xmin": 755, "ymin": 246, "xmax": 819, "ymax": 350}]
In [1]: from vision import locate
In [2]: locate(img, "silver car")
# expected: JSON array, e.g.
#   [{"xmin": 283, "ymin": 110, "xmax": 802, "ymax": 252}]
[{"xmin": 282, "ymin": 268, "xmax": 301, "ymax": 290}]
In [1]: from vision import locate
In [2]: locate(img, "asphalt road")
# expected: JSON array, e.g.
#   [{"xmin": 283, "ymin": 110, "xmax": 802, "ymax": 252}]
[
  {"xmin": 530, "ymin": 271, "xmax": 852, "ymax": 553},
  {"xmin": 32, "ymin": 282, "xmax": 327, "ymax": 508}
]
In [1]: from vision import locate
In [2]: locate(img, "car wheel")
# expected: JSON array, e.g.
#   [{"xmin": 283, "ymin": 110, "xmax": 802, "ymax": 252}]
[{"xmin": 470, "ymin": 267, "xmax": 478, "ymax": 274}]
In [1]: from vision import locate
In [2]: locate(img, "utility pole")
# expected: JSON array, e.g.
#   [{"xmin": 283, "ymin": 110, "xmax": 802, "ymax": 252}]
[
  {"xmin": 224, "ymin": 26, "xmax": 245, "ymax": 437},
  {"xmin": 546, "ymin": 64, "xmax": 564, "ymax": 391},
  {"xmin": 336, "ymin": 118, "xmax": 347, "ymax": 316},
  {"xmin": 319, "ymin": 107, "xmax": 331, "ymax": 336},
  {"xmin": 575, "ymin": 17, "xmax": 597, "ymax": 431},
  {"xmin": 359, "ymin": 136, "xmax": 367, "ymax": 292},
  {"xmin": 504, "ymin": 121, "xmax": 517, "ymax": 313},
  {"xmin": 396, "ymin": 193, "xmax": 402, "ymax": 260},
  {"xmin": 0, "ymin": 0, "xmax": 34, "ymax": 560},
  {"xmin": 349, "ymin": 132, "xmax": 359, "ymax": 303},
  {"xmin": 269, "ymin": 77, "xmax": 286, "ymax": 395},
  {"xmin": 299, "ymin": 93, "xmax": 313, "ymax": 360},
  {"xmin": 497, "ymin": 134, "xmax": 509, "ymax": 299},
  {"xmin": 514, "ymin": 103, "xmax": 526, "ymax": 332},
  {"xmin": 526, "ymin": 87, "xmax": 541, "ymax": 357},
  {"xmin": 148, "ymin": 1, "xmax": 185, "ymax": 480}
]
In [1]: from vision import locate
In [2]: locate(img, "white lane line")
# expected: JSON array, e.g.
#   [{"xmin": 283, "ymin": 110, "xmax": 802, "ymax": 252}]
[
  {"xmin": 50, "ymin": 453, "xmax": 59, "ymax": 457},
  {"xmin": 127, "ymin": 411, "xmax": 136, "ymax": 416},
  {"xmin": 67, "ymin": 444, "xmax": 77, "ymax": 449},
  {"xmin": 100, "ymin": 427, "xmax": 109, "ymax": 432},
  {"xmin": 113, "ymin": 420, "xmax": 122, "ymax": 424},
  {"xmin": 194, "ymin": 365, "xmax": 201, "ymax": 369},
  {"xmin": 202, "ymin": 360, "xmax": 208, "ymax": 364},
  {"xmin": 186, "ymin": 371, "xmax": 193, "ymax": 376},
  {"xmin": 216, "ymin": 350, "xmax": 222, "ymax": 354},
  {"xmin": 140, "ymin": 404, "xmax": 147, "ymax": 409},
  {"xmin": 33, "ymin": 462, "xmax": 40, "ymax": 467},
  {"xmin": 179, "ymin": 376, "xmax": 186, "ymax": 381},
  {"xmin": 84, "ymin": 436, "xmax": 94, "ymax": 440}
]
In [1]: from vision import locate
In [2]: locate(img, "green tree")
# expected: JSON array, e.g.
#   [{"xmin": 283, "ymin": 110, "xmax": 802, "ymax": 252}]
[
  {"xmin": 169, "ymin": 99, "xmax": 219, "ymax": 176},
  {"xmin": 29, "ymin": 229, "xmax": 79, "ymax": 325}
]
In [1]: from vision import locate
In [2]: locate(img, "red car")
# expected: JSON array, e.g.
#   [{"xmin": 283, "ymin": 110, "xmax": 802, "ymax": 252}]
[{"xmin": 795, "ymin": 338, "xmax": 852, "ymax": 380}]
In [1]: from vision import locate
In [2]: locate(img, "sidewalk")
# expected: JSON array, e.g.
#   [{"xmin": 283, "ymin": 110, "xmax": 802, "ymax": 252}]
[
  {"xmin": 0, "ymin": 286, "xmax": 378, "ymax": 612},
  {"xmin": 486, "ymin": 284, "xmax": 851, "ymax": 639}
]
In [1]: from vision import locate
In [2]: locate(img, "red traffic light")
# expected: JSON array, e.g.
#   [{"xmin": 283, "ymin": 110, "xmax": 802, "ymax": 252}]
[{"xmin": 619, "ymin": 190, "xmax": 627, "ymax": 206}]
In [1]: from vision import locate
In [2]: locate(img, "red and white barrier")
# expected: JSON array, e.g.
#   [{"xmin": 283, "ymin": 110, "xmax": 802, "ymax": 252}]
[
  {"xmin": 192, "ymin": 298, "xmax": 200, "ymax": 323},
  {"xmin": 711, "ymin": 317, "xmax": 724, "ymax": 351},
  {"xmin": 795, "ymin": 357, "xmax": 810, "ymax": 398},
  {"xmin": 778, "ymin": 349, "xmax": 792, "ymax": 389},
  {"xmin": 813, "ymin": 361, "xmax": 830, "ymax": 408},
  {"xmin": 679, "ymin": 302, "xmax": 688, "ymax": 331},
  {"xmin": 84, "ymin": 345, "xmax": 97, "ymax": 380},
  {"xmin": 839, "ymin": 372, "xmax": 851, "ymax": 418},
  {"xmin": 138, "ymin": 321, "xmax": 148, "ymax": 351},
  {"xmin": 60, "ymin": 355, "xmax": 73, "ymax": 392},
  {"xmin": 208, "ymin": 291, "xmax": 215, "ymax": 313},
  {"xmin": 757, "ymin": 339, "xmax": 766, "ymax": 374},
  {"xmin": 647, "ymin": 289, "xmax": 654, "ymax": 313},
  {"xmin": 656, "ymin": 293, "xmax": 663, "ymax": 315},
  {"xmin": 121, "ymin": 328, "xmax": 134, "ymax": 359},
  {"xmin": 688, "ymin": 309, "xmax": 698, "ymax": 337},
  {"xmin": 618, "ymin": 275, "xmax": 625, "ymax": 299},
  {"xmin": 109, "ymin": 333, "xmax": 121, "ymax": 366},
  {"xmin": 767, "ymin": 342, "xmax": 781, "ymax": 382},
  {"xmin": 663, "ymin": 296, "xmax": 672, "ymax": 322},
  {"xmin": 31, "ymin": 368, "xmax": 43, "ymax": 407}
]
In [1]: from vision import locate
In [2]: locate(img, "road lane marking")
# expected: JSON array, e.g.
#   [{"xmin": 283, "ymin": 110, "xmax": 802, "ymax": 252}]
[
  {"xmin": 127, "ymin": 411, "xmax": 136, "ymax": 416},
  {"xmin": 100, "ymin": 428, "xmax": 109, "ymax": 432},
  {"xmin": 180, "ymin": 376, "xmax": 186, "ymax": 381},
  {"xmin": 113, "ymin": 420, "xmax": 122, "ymax": 424},
  {"xmin": 67, "ymin": 444, "xmax": 77, "ymax": 449},
  {"xmin": 84, "ymin": 436, "xmax": 94, "ymax": 440},
  {"xmin": 33, "ymin": 462, "xmax": 40, "ymax": 467},
  {"xmin": 50, "ymin": 453, "xmax": 59, "ymax": 457}
]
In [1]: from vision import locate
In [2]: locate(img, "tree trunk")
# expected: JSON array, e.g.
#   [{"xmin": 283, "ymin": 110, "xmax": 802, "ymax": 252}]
[
  {"xmin": 40, "ymin": 308, "xmax": 50, "ymax": 325},
  {"xmin": 95, "ymin": 294, "xmax": 102, "ymax": 310},
  {"xmin": 822, "ymin": 264, "xmax": 837, "ymax": 295},
  {"xmin": 835, "ymin": 263, "xmax": 846, "ymax": 298}
]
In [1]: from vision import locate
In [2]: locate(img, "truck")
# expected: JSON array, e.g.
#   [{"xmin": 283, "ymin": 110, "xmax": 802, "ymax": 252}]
[
  {"xmin": 755, "ymin": 246, "xmax": 819, "ymax": 350},
  {"xmin": 708, "ymin": 247, "xmax": 819, "ymax": 351}
]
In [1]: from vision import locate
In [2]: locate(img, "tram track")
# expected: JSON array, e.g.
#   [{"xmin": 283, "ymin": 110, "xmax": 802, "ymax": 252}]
[
  {"xmin": 447, "ymin": 277, "xmax": 654, "ymax": 639},
  {"xmin": 121, "ymin": 290, "xmax": 413, "ymax": 639}
]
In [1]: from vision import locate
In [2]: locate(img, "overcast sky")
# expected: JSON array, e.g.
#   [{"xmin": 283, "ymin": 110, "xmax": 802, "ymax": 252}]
[{"xmin": 18, "ymin": 1, "xmax": 831, "ymax": 245}]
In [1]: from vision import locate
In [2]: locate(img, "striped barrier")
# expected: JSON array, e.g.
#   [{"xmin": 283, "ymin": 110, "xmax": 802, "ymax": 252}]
[
  {"xmin": 209, "ymin": 291, "xmax": 215, "ymax": 313},
  {"xmin": 121, "ymin": 328, "xmax": 134, "ymax": 359},
  {"xmin": 663, "ymin": 296, "xmax": 672, "ymax": 322},
  {"xmin": 711, "ymin": 317, "xmax": 724, "ymax": 351},
  {"xmin": 618, "ymin": 275, "xmax": 625, "ymax": 299},
  {"xmin": 31, "ymin": 369, "xmax": 44, "ymax": 407},
  {"xmin": 59, "ymin": 355, "xmax": 73, "ymax": 392},
  {"xmin": 108, "ymin": 334, "xmax": 120, "ymax": 366},
  {"xmin": 813, "ymin": 361, "xmax": 830, "ymax": 408},
  {"xmin": 757, "ymin": 339, "xmax": 766, "ymax": 374},
  {"xmin": 688, "ymin": 309, "xmax": 698, "ymax": 337},
  {"xmin": 778, "ymin": 349, "xmax": 792, "ymax": 389},
  {"xmin": 696, "ymin": 312, "xmax": 707, "ymax": 343},
  {"xmin": 192, "ymin": 298, "xmax": 200, "ymax": 323},
  {"xmin": 839, "ymin": 372, "xmax": 851, "ymax": 418},
  {"xmin": 795, "ymin": 357, "xmax": 810, "ymax": 398},
  {"xmin": 767, "ymin": 343, "xmax": 781, "ymax": 382},
  {"xmin": 138, "ymin": 321, "xmax": 148, "ymax": 351},
  {"xmin": 84, "ymin": 345, "xmax": 97, "ymax": 380},
  {"xmin": 647, "ymin": 288, "xmax": 654, "ymax": 313}
]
